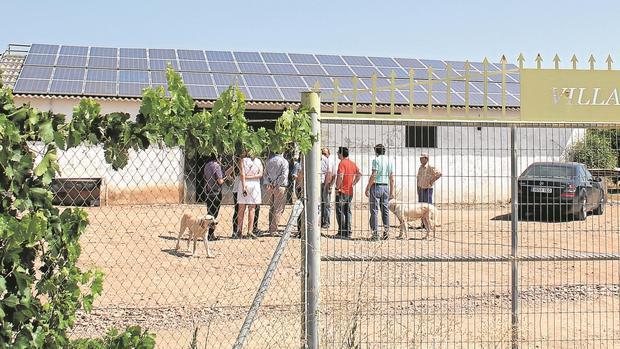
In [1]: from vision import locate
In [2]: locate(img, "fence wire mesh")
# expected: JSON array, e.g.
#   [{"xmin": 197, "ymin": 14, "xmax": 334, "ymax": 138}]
[{"xmin": 320, "ymin": 119, "xmax": 620, "ymax": 348}]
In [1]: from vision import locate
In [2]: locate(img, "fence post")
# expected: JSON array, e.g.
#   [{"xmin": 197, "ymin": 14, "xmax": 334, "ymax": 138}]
[
  {"xmin": 510, "ymin": 126, "xmax": 520, "ymax": 348},
  {"xmin": 301, "ymin": 91, "xmax": 321, "ymax": 349}
]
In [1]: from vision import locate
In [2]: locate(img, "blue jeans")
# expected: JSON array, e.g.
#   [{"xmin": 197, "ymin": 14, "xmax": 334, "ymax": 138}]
[
  {"xmin": 369, "ymin": 184, "xmax": 390, "ymax": 235},
  {"xmin": 321, "ymin": 183, "xmax": 331, "ymax": 227},
  {"xmin": 335, "ymin": 193, "xmax": 353, "ymax": 237},
  {"xmin": 417, "ymin": 187, "xmax": 434, "ymax": 204}
]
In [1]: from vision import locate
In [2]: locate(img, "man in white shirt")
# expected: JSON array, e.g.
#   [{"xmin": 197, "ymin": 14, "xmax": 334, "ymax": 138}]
[{"xmin": 320, "ymin": 147, "xmax": 334, "ymax": 229}]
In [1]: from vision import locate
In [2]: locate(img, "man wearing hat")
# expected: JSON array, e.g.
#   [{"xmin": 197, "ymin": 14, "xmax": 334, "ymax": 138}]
[{"xmin": 417, "ymin": 153, "xmax": 442, "ymax": 205}]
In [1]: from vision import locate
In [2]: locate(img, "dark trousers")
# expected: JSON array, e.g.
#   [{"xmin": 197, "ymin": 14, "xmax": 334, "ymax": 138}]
[
  {"xmin": 369, "ymin": 184, "xmax": 389, "ymax": 234},
  {"xmin": 295, "ymin": 186, "xmax": 304, "ymax": 233},
  {"xmin": 233, "ymin": 193, "xmax": 260, "ymax": 235},
  {"xmin": 335, "ymin": 193, "xmax": 353, "ymax": 237},
  {"xmin": 417, "ymin": 187, "xmax": 434, "ymax": 204},
  {"xmin": 206, "ymin": 192, "xmax": 222, "ymax": 238},
  {"xmin": 320, "ymin": 183, "xmax": 331, "ymax": 227}
]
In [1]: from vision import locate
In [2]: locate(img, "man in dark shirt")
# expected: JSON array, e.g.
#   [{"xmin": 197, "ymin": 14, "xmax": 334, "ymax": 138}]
[{"xmin": 204, "ymin": 155, "xmax": 224, "ymax": 240}]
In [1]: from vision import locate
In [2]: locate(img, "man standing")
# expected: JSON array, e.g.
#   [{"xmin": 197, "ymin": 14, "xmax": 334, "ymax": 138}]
[
  {"xmin": 203, "ymin": 155, "xmax": 224, "ymax": 241},
  {"xmin": 264, "ymin": 151, "xmax": 289, "ymax": 236},
  {"xmin": 335, "ymin": 147, "xmax": 361, "ymax": 239},
  {"xmin": 320, "ymin": 147, "xmax": 334, "ymax": 229},
  {"xmin": 417, "ymin": 153, "xmax": 442, "ymax": 204},
  {"xmin": 365, "ymin": 144, "xmax": 395, "ymax": 240}
]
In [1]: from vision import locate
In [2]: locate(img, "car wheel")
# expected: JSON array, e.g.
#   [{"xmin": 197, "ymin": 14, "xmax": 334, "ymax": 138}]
[
  {"xmin": 576, "ymin": 193, "xmax": 587, "ymax": 221},
  {"xmin": 593, "ymin": 195, "xmax": 605, "ymax": 215}
]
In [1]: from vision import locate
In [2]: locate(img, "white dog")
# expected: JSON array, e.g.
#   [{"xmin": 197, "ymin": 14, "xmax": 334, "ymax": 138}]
[
  {"xmin": 175, "ymin": 213, "xmax": 218, "ymax": 257},
  {"xmin": 388, "ymin": 199, "xmax": 440, "ymax": 239}
]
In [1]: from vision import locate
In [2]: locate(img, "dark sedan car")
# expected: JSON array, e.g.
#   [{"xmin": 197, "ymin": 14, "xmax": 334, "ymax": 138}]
[{"xmin": 517, "ymin": 162, "xmax": 606, "ymax": 220}]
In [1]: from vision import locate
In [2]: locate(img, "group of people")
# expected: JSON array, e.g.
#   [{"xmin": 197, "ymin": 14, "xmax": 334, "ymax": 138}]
[
  {"xmin": 201, "ymin": 144, "xmax": 442, "ymax": 241},
  {"xmin": 321, "ymin": 145, "xmax": 442, "ymax": 240},
  {"xmin": 202, "ymin": 150, "xmax": 304, "ymax": 240}
]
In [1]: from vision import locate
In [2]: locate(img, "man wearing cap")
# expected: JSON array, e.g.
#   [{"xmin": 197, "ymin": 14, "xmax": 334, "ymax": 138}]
[
  {"xmin": 365, "ymin": 144, "xmax": 395, "ymax": 240},
  {"xmin": 417, "ymin": 153, "xmax": 442, "ymax": 205}
]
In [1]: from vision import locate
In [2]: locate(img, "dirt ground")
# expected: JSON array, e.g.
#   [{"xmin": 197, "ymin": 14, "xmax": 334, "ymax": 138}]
[{"xmin": 71, "ymin": 202, "xmax": 620, "ymax": 348}]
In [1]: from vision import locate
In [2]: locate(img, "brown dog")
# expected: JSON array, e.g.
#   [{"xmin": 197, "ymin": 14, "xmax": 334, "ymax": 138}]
[
  {"xmin": 388, "ymin": 200, "xmax": 440, "ymax": 239},
  {"xmin": 175, "ymin": 213, "xmax": 217, "ymax": 257}
]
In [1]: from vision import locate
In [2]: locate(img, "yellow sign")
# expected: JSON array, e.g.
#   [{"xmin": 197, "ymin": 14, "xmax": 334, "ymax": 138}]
[{"xmin": 521, "ymin": 69, "xmax": 620, "ymax": 122}]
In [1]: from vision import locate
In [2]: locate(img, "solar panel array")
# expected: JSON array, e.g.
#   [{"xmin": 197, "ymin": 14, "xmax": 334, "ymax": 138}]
[{"xmin": 13, "ymin": 44, "xmax": 520, "ymax": 106}]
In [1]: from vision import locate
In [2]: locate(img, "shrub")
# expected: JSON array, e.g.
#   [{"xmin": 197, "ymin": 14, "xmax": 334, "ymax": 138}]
[{"xmin": 566, "ymin": 130, "xmax": 616, "ymax": 169}]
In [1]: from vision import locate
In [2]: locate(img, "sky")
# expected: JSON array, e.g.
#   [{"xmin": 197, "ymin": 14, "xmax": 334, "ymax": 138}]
[{"xmin": 3, "ymin": 0, "xmax": 620, "ymax": 67}]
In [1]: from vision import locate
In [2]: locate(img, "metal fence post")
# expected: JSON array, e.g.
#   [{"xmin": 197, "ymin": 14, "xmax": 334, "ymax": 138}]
[
  {"xmin": 301, "ymin": 91, "xmax": 321, "ymax": 349},
  {"xmin": 510, "ymin": 126, "xmax": 520, "ymax": 349}
]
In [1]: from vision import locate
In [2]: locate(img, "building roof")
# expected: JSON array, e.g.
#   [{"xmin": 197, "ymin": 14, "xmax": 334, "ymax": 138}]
[{"xmin": 2, "ymin": 43, "xmax": 521, "ymax": 108}]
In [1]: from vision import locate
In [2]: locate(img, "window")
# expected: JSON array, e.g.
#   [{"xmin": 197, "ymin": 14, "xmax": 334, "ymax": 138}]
[{"xmin": 405, "ymin": 126, "xmax": 437, "ymax": 148}]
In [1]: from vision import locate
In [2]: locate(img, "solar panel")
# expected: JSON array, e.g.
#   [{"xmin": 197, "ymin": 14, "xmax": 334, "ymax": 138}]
[
  {"xmin": 394, "ymin": 58, "xmax": 425, "ymax": 69},
  {"xmin": 315, "ymin": 55, "xmax": 346, "ymax": 65},
  {"xmin": 186, "ymin": 85, "xmax": 218, "ymax": 99},
  {"xmin": 322, "ymin": 65, "xmax": 354, "ymax": 77},
  {"xmin": 84, "ymin": 81, "xmax": 116, "ymax": 95},
  {"xmin": 261, "ymin": 52, "xmax": 290, "ymax": 64},
  {"xmin": 376, "ymin": 67, "xmax": 408, "ymax": 79},
  {"xmin": 119, "ymin": 58, "xmax": 148, "ymax": 70},
  {"xmin": 333, "ymin": 77, "xmax": 356, "ymax": 89},
  {"xmin": 212, "ymin": 73, "xmax": 243, "ymax": 86},
  {"xmin": 272, "ymin": 75, "xmax": 306, "ymax": 88},
  {"xmin": 90, "ymin": 47, "xmax": 117, "ymax": 57},
  {"xmin": 88, "ymin": 56, "xmax": 117, "ymax": 69},
  {"xmin": 178, "ymin": 60, "xmax": 209, "ymax": 72},
  {"xmin": 303, "ymin": 76, "xmax": 332, "ymax": 89},
  {"xmin": 350, "ymin": 66, "xmax": 380, "ymax": 77},
  {"xmin": 87, "ymin": 69, "xmax": 117, "ymax": 82},
  {"xmin": 238, "ymin": 62, "xmax": 269, "ymax": 74},
  {"xmin": 209, "ymin": 62, "xmax": 239, "ymax": 74},
  {"xmin": 119, "ymin": 83, "xmax": 149, "ymax": 97},
  {"xmin": 24, "ymin": 54, "xmax": 56, "ymax": 66},
  {"xmin": 248, "ymin": 87, "xmax": 282, "ymax": 101},
  {"xmin": 295, "ymin": 65, "xmax": 326, "ymax": 76},
  {"xmin": 205, "ymin": 51, "xmax": 234, "ymax": 62},
  {"xmin": 243, "ymin": 75, "xmax": 275, "ymax": 87},
  {"xmin": 49, "ymin": 80, "xmax": 83, "ymax": 94},
  {"xmin": 233, "ymin": 52, "xmax": 262, "ymax": 63},
  {"xmin": 29, "ymin": 44, "xmax": 59, "ymax": 55},
  {"xmin": 470, "ymin": 81, "xmax": 503, "ymax": 94},
  {"xmin": 19, "ymin": 66, "xmax": 53, "ymax": 79},
  {"xmin": 59, "ymin": 46, "xmax": 88, "ymax": 56},
  {"xmin": 149, "ymin": 49, "xmax": 176, "ymax": 59},
  {"xmin": 279, "ymin": 88, "xmax": 305, "ymax": 101},
  {"xmin": 319, "ymin": 89, "xmax": 349, "ymax": 103},
  {"xmin": 119, "ymin": 48, "xmax": 147, "ymax": 58},
  {"xmin": 150, "ymin": 71, "xmax": 167, "ymax": 84},
  {"xmin": 150, "ymin": 59, "xmax": 179, "ymax": 70},
  {"xmin": 181, "ymin": 72, "xmax": 212, "ymax": 85},
  {"xmin": 177, "ymin": 50, "xmax": 205, "ymax": 60},
  {"xmin": 342, "ymin": 56, "xmax": 372, "ymax": 66},
  {"xmin": 368, "ymin": 56, "xmax": 399, "ymax": 67},
  {"xmin": 289, "ymin": 53, "xmax": 318, "ymax": 65},
  {"xmin": 119, "ymin": 70, "xmax": 149, "ymax": 83},
  {"xmin": 215, "ymin": 85, "xmax": 251, "ymax": 98},
  {"xmin": 266, "ymin": 64, "xmax": 298, "ymax": 74},
  {"xmin": 54, "ymin": 67, "xmax": 85, "ymax": 80},
  {"xmin": 420, "ymin": 59, "xmax": 446, "ymax": 69},
  {"xmin": 14, "ymin": 79, "xmax": 49, "ymax": 93},
  {"xmin": 56, "ymin": 55, "xmax": 87, "ymax": 67}
]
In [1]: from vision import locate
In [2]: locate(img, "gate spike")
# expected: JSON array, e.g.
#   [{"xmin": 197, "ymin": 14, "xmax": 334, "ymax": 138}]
[
  {"xmin": 517, "ymin": 54, "xmax": 525, "ymax": 69},
  {"xmin": 553, "ymin": 54, "xmax": 561, "ymax": 69},
  {"xmin": 571, "ymin": 55, "xmax": 578, "ymax": 70},
  {"xmin": 588, "ymin": 54, "xmax": 596, "ymax": 70},
  {"xmin": 606, "ymin": 54, "xmax": 614, "ymax": 70},
  {"xmin": 535, "ymin": 54, "xmax": 543, "ymax": 69}
]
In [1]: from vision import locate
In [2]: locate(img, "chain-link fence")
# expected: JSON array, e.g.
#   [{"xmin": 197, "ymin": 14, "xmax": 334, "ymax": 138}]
[{"xmin": 320, "ymin": 119, "xmax": 620, "ymax": 348}]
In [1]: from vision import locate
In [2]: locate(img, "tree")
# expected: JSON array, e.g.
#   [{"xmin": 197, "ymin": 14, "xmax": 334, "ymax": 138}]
[{"xmin": 566, "ymin": 129, "xmax": 616, "ymax": 169}]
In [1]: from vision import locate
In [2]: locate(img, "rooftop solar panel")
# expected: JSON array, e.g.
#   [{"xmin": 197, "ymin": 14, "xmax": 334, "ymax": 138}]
[
  {"xmin": 178, "ymin": 60, "xmax": 209, "ymax": 72},
  {"xmin": 261, "ymin": 52, "xmax": 290, "ymax": 64},
  {"xmin": 248, "ymin": 87, "xmax": 282, "ymax": 101},
  {"xmin": 272, "ymin": 75, "xmax": 307, "ymax": 88},
  {"xmin": 186, "ymin": 85, "xmax": 218, "ymax": 99},
  {"xmin": 289, "ymin": 53, "xmax": 318, "ymax": 65},
  {"xmin": 150, "ymin": 71, "xmax": 167, "ymax": 84},
  {"xmin": 119, "ymin": 58, "xmax": 148, "ymax": 70},
  {"xmin": 233, "ymin": 52, "xmax": 262, "ymax": 63},
  {"xmin": 149, "ymin": 49, "xmax": 176, "ymax": 59},
  {"xmin": 119, "ymin": 70, "xmax": 149, "ymax": 83},
  {"xmin": 177, "ymin": 49, "xmax": 205, "ymax": 61},
  {"xmin": 56, "ymin": 55, "xmax": 87, "ymax": 67},
  {"xmin": 295, "ymin": 64, "xmax": 326, "ymax": 76},
  {"xmin": 206, "ymin": 51, "xmax": 234, "ymax": 62},
  {"xmin": 303, "ymin": 76, "xmax": 332, "ymax": 89},
  {"xmin": 376, "ymin": 67, "xmax": 408, "ymax": 79},
  {"xmin": 238, "ymin": 62, "xmax": 269, "ymax": 74},
  {"xmin": 419, "ymin": 59, "xmax": 446, "ymax": 69},
  {"xmin": 266, "ymin": 63, "xmax": 298, "ymax": 75},
  {"xmin": 323, "ymin": 65, "xmax": 354, "ymax": 77},
  {"xmin": 243, "ymin": 75, "xmax": 276, "ymax": 87},
  {"xmin": 87, "ymin": 69, "xmax": 117, "ymax": 82},
  {"xmin": 24, "ymin": 54, "xmax": 57, "ymax": 66},
  {"xmin": 394, "ymin": 58, "xmax": 425, "ymax": 69},
  {"xmin": 119, "ymin": 48, "xmax": 147, "ymax": 58},
  {"xmin": 119, "ymin": 83, "xmax": 149, "ymax": 97},
  {"xmin": 350, "ymin": 66, "xmax": 381, "ymax": 77},
  {"xmin": 209, "ymin": 62, "xmax": 239, "ymax": 74},
  {"xmin": 19, "ymin": 66, "xmax": 53, "ymax": 79},
  {"xmin": 342, "ymin": 56, "xmax": 372, "ymax": 66},
  {"xmin": 212, "ymin": 73, "xmax": 243, "ymax": 86},
  {"xmin": 181, "ymin": 72, "xmax": 212, "ymax": 85},
  {"xmin": 84, "ymin": 81, "xmax": 116, "ymax": 95},
  {"xmin": 59, "ymin": 45, "xmax": 88, "ymax": 56},
  {"xmin": 90, "ymin": 47, "xmax": 117, "ymax": 57},
  {"xmin": 315, "ymin": 54, "xmax": 346, "ymax": 65},
  {"xmin": 29, "ymin": 44, "xmax": 59, "ymax": 55},
  {"xmin": 49, "ymin": 80, "xmax": 83, "ymax": 94},
  {"xmin": 88, "ymin": 56, "xmax": 117, "ymax": 69},
  {"xmin": 53, "ymin": 67, "xmax": 86, "ymax": 80},
  {"xmin": 14, "ymin": 79, "xmax": 49, "ymax": 93},
  {"xmin": 368, "ymin": 56, "xmax": 399, "ymax": 67},
  {"xmin": 150, "ymin": 59, "xmax": 179, "ymax": 70},
  {"xmin": 279, "ymin": 88, "xmax": 305, "ymax": 101}
]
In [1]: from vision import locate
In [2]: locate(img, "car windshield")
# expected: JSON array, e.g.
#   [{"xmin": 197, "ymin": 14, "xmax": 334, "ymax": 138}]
[{"xmin": 523, "ymin": 165, "xmax": 577, "ymax": 178}]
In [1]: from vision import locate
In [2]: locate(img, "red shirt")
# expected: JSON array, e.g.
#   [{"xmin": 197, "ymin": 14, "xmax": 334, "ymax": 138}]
[{"xmin": 337, "ymin": 158, "xmax": 359, "ymax": 196}]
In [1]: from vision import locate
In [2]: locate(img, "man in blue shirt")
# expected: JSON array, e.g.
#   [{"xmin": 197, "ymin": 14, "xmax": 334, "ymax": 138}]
[{"xmin": 365, "ymin": 144, "xmax": 395, "ymax": 240}]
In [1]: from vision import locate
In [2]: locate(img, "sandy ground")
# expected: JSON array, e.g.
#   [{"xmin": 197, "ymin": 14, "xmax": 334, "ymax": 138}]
[{"xmin": 70, "ymin": 202, "xmax": 620, "ymax": 348}]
